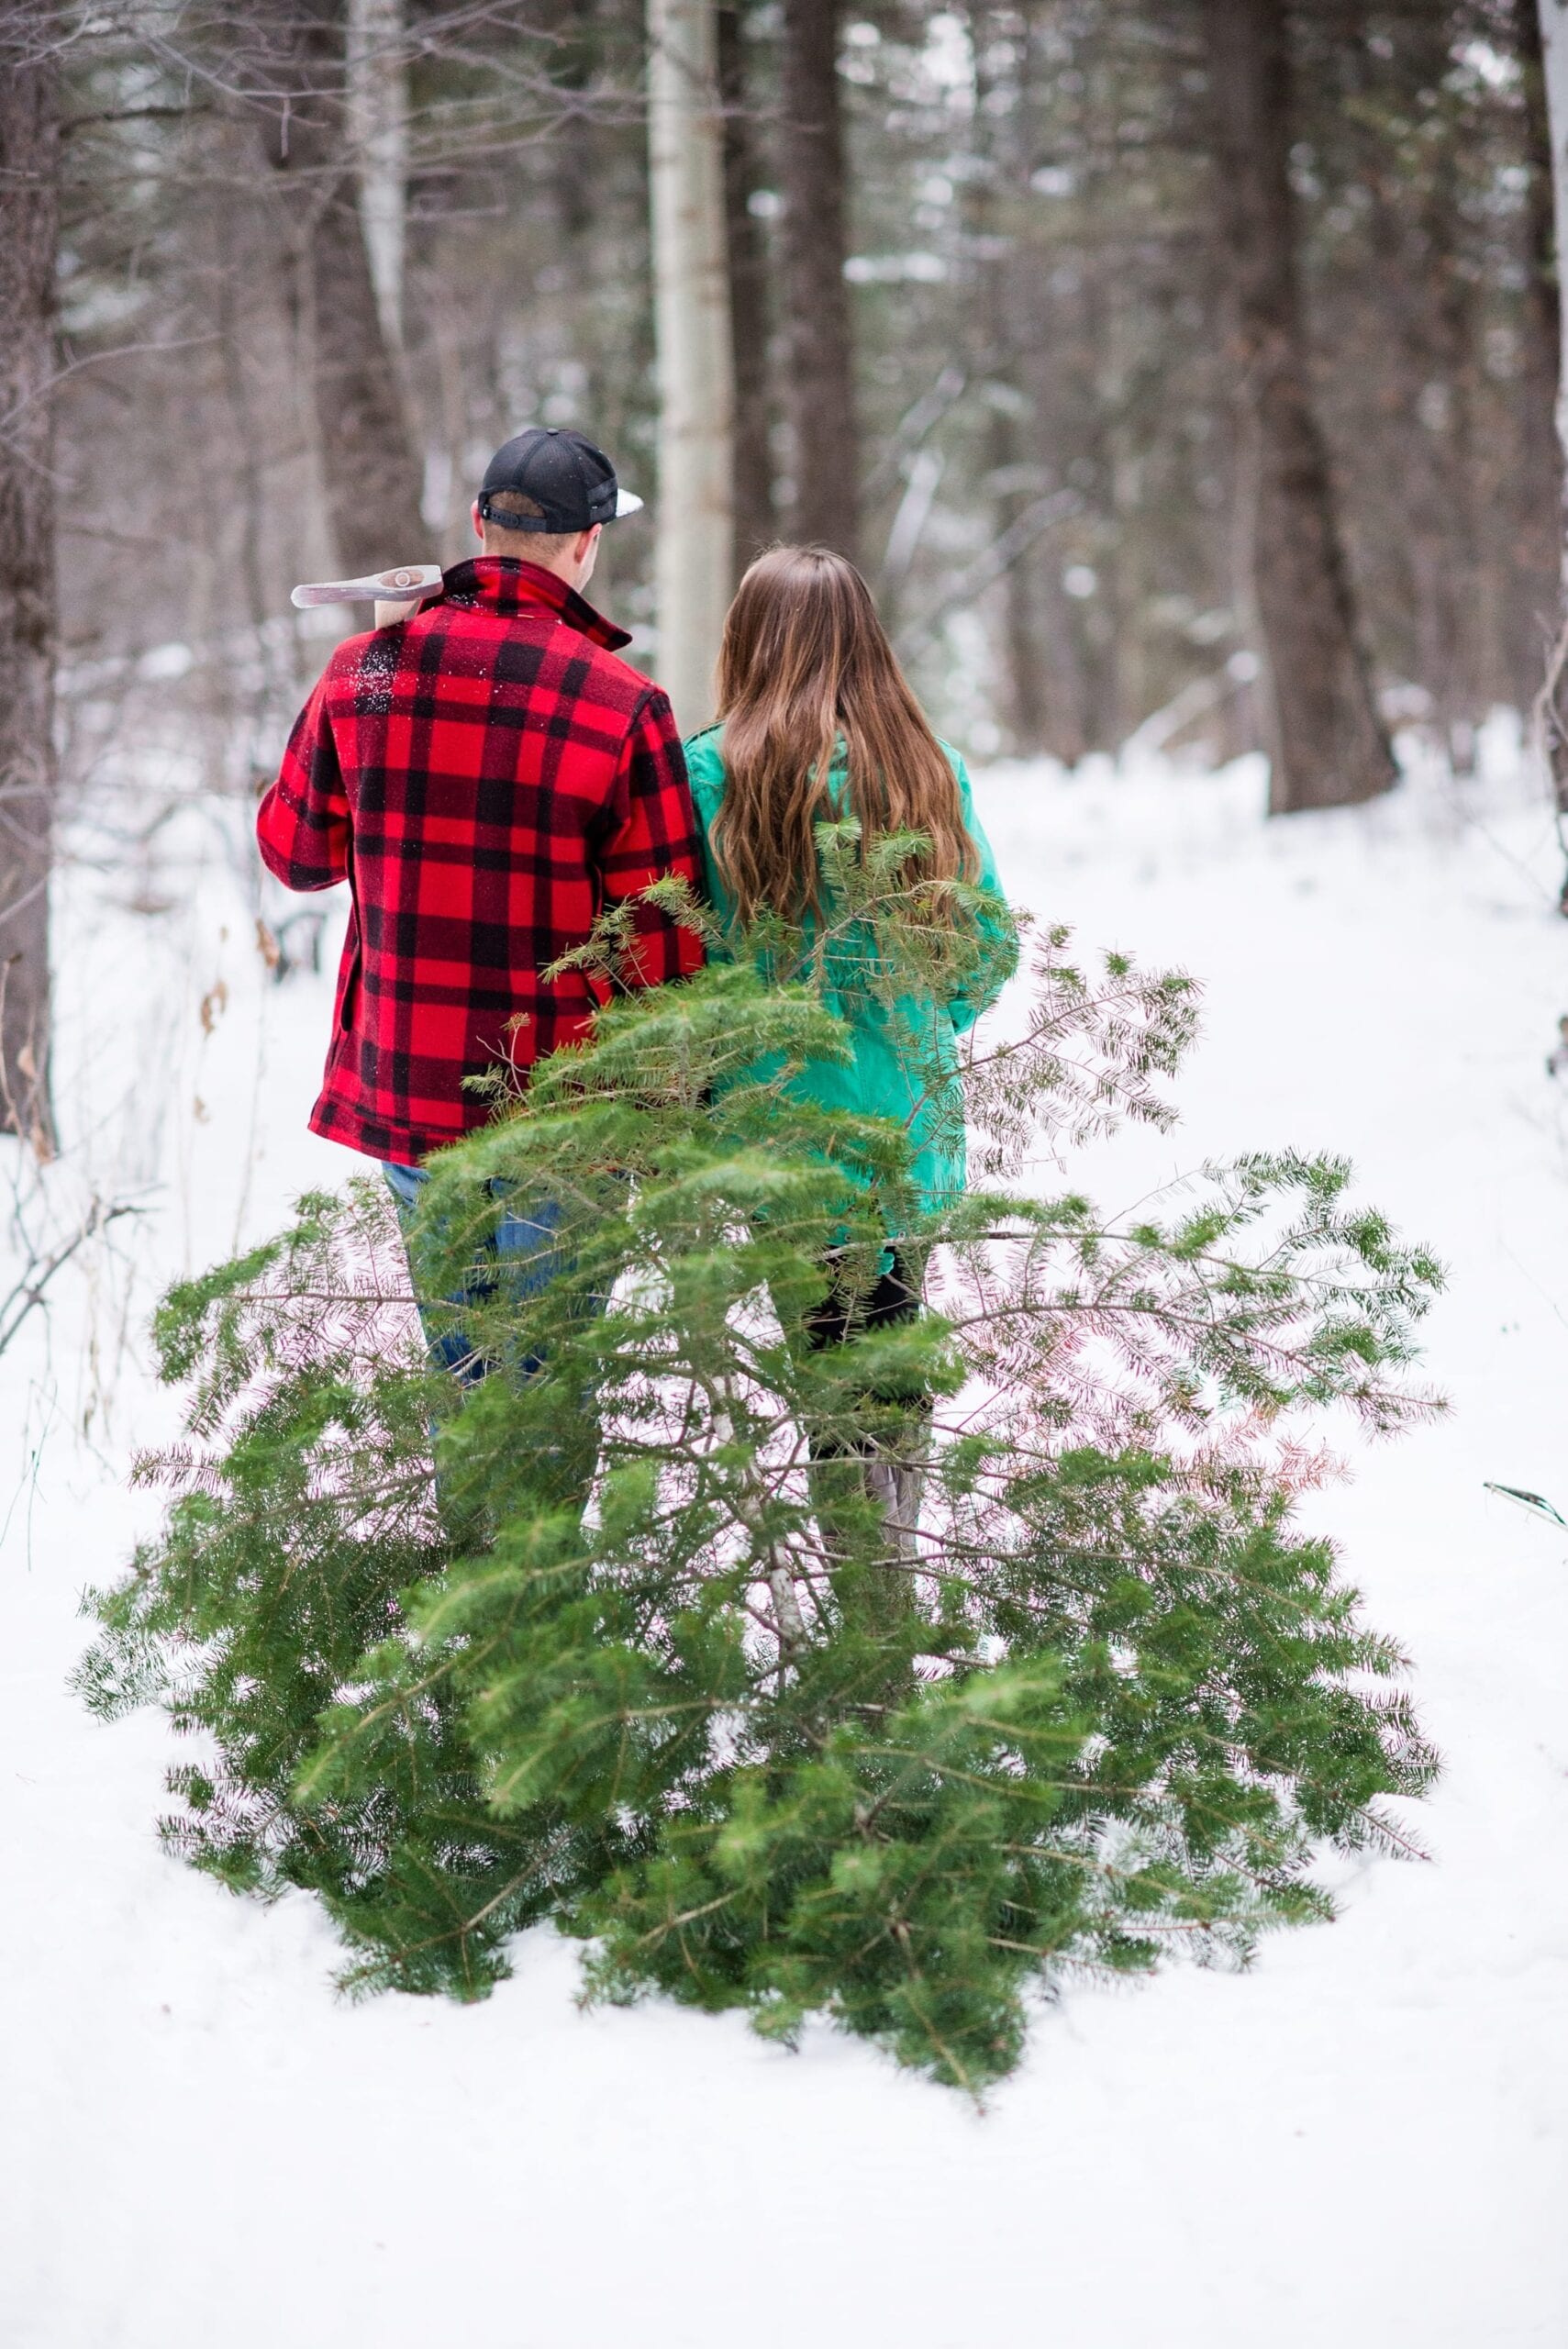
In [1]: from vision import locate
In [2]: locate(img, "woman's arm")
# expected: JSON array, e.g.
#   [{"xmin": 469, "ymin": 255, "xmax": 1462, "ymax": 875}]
[
  {"xmin": 945, "ymin": 750, "xmax": 1017, "ymax": 1034},
  {"xmin": 681, "ymin": 728, "xmax": 737, "ymax": 954}
]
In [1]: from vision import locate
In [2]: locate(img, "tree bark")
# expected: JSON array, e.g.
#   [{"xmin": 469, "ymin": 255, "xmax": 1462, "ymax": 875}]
[
  {"xmin": 967, "ymin": 0, "xmax": 1050, "ymax": 753},
  {"xmin": 779, "ymin": 0, "xmax": 857, "ymax": 559},
  {"xmin": 1200, "ymin": 0, "xmax": 1394, "ymax": 814},
  {"xmin": 1535, "ymin": 2, "xmax": 1568, "ymax": 587},
  {"xmin": 717, "ymin": 2, "xmax": 775, "ymax": 575},
  {"xmin": 253, "ymin": 0, "xmax": 425, "ymax": 578},
  {"xmin": 1530, "ymin": 1, "xmax": 1568, "ymax": 885},
  {"xmin": 648, "ymin": 0, "xmax": 735, "ymax": 729},
  {"xmin": 346, "ymin": 0, "xmax": 408, "ymax": 349},
  {"xmin": 0, "ymin": 23, "xmax": 59, "ymax": 1158},
  {"xmin": 1351, "ymin": 9, "xmax": 1477, "ymax": 767},
  {"xmin": 1517, "ymin": 0, "xmax": 1562, "ymax": 630}
]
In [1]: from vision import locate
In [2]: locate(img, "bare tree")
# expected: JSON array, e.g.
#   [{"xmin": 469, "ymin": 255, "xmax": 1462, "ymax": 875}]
[
  {"xmin": 648, "ymin": 0, "xmax": 735, "ymax": 727},
  {"xmin": 0, "ymin": 7, "xmax": 60, "ymax": 1158},
  {"xmin": 250, "ymin": 0, "xmax": 425, "ymax": 576},
  {"xmin": 1200, "ymin": 0, "xmax": 1395, "ymax": 813},
  {"xmin": 779, "ymin": 0, "xmax": 857, "ymax": 560}
]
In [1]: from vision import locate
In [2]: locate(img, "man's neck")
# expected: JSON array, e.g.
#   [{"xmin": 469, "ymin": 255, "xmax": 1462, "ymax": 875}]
[
  {"xmin": 482, "ymin": 544, "xmax": 588, "ymax": 594},
  {"xmin": 535, "ymin": 555, "xmax": 588, "ymax": 591}
]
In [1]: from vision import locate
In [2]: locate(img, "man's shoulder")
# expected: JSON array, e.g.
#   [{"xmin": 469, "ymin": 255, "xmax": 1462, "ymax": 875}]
[
  {"xmin": 317, "ymin": 626, "xmax": 384, "ymax": 676},
  {"xmin": 311, "ymin": 606, "xmax": 673, "ymax": 747},
  {"xmin": 421, "ymin": 598, "xmax": 667, "ymax": 721},
  {"xmin": 565, "ymin": 630, "xmax": 668, "ymax": 718},
  {"xmin": 312, "ymin": 625, "xmax": 407, "ymax": 705}
]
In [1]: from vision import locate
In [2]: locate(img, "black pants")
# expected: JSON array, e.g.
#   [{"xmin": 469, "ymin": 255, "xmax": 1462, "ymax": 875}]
[
  {"xmin": 803, "ymin": 1250, "xmax": 922, "ymax": 1354},
  {"xmin": 800, "ymin": 1250, "xmax": 929, "ymax": 1460}
]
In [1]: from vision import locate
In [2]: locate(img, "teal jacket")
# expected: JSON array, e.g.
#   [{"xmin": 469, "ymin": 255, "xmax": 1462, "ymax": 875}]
[{"xmin": 683, "ymin": 728, "xmax": 1013, "ymax": 1219}]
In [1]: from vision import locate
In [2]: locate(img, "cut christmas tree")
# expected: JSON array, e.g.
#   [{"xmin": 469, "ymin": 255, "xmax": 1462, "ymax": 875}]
[{"xmin": 79, "ymin": 843, "xmax": 1442, "ymax": 2091}]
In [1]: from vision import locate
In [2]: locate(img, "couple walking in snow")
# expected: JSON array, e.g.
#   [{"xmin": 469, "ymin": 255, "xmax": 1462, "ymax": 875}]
[{"xmin": 256, "ymin": 422, "xmax": 1010, "ymax": 1511}]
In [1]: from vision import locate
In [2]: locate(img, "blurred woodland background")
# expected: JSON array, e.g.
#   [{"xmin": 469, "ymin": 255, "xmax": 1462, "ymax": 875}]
[{"xmin": 1, "ymin": 0, "xmax": 1566, "ymax": 1160}]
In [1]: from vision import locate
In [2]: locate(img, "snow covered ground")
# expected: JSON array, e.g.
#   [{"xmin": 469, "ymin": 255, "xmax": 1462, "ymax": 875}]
[{"xmin": 5, "ymin": 727, "xmax": 1567, "ymax": 2348}]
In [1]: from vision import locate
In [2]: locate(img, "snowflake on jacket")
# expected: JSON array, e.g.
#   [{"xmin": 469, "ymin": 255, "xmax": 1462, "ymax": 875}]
[{"xmin": 257, "ymin": 557, "xmax": 706, "ymax": 1165}]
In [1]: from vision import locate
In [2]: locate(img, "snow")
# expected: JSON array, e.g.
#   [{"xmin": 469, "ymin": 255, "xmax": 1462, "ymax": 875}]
[{"xmin": 5, "ymin": 725, "xmax": 1567, "ymax": 2347}]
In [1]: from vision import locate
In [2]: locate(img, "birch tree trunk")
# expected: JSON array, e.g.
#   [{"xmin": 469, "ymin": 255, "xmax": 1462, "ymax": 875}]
[
  {"xmin": 648, "ymin": 0, "xmax": 734, "ymax": 729},
  {"xmin": 1200, "ymin": 0, "xmax": 1395, "ymax": 815},
  {"xmin": 254, "ymin": 0, "xmax": 425, "ymax": 578},
  {"xmin": 347, "ymin": 0, "xmax": 408, "ymax": 349},
  {"xmin": 780, "ymin": 0, "xmax": 857, "ymax": 559},
  {"xmin": 0, "ymin": 23, "xmax": 59, "ymax": 1158}
]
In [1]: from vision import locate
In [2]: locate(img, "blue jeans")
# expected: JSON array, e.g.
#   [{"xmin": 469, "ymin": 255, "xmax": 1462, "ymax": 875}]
[{"xmin": 383, "ymin": 1160, "xmax": 586, "ymax": 1387}]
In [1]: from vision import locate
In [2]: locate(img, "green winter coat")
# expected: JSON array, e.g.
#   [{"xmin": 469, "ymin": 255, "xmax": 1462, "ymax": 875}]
[{"xmin": 683, "ymin": 727, "xmax": 1014, "ymax": 1219}]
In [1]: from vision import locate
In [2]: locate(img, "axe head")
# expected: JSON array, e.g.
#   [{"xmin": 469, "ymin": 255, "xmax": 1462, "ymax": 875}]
[{"xmin": 291, "ymin": 562, "xmax": 444, "ymax": 609}]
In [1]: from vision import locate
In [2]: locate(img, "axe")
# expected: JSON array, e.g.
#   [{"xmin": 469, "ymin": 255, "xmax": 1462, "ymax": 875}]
[{"xmin": 291, "ymin": 562, "xmax": 444, "ymax": 629}]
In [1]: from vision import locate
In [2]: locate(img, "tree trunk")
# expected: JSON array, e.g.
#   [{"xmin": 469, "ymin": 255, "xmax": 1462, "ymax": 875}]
[
  {"xmin": 648, "ymin": 0, "xmax": 735, "ymax": 728},
  {"xmin": 717, "ymin": 2, "xmax": 775, "ymax": 576},
  {"xmin": 1200, "ymin": 0, "xmax": 1395, "ymax": 814},
  {"xmin": 0, "ymin": 26, "xmax": 59, "ymax": 1159},
  {"xmin": 1353, "ymin": 17, "xmax": 1477, "ymax": 768},
  {"xmin": 1517, "ymin": 0, "xmax": 1562, "ymax": 659},
  {"xmin": 967, "ymin": 0, "xmax": 1050, "ymax": 754},
  {"xmin": 254, "ymin": 0, "xmax": 425, "ymax": 577},
  {"xmin": 1531, "ymin": 1, "xmax": 1568, "ymax": 885},
  {"xmin": 1396, "ymin": 8, "xmax": 1480, "ymax": 763},
  {"xmin": 779, "ymin": 0, "xmax": 857, "ymax": 559},
  {"xmin": 1523, "ymin": 0, "xmax": 1562, "ymax": 403},
  {"xmin": 346, "ymin": 0, "xmax": 408, "ymax": 348},
  {"xmin": 1535, "ymin": 2, "xmax": 1568, "ymax": 587}
]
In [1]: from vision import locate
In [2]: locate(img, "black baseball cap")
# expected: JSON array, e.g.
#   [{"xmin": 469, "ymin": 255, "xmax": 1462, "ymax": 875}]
[{"xmin": 476, "ymin": 427, "xmax": 643, "ymax": 533}]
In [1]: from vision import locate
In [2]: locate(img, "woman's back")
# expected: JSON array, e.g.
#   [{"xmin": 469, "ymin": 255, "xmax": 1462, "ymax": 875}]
[
  {"xmin": 684, "ymin": 719, "xmax": 1011, "ymax": 1219},
  {"xmin": 686, "ymin": 545, "xmax": 1014, "ymax": 1219}
]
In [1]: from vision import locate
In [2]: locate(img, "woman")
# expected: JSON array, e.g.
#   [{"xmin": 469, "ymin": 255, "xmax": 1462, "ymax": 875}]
[{"xmin": 684, "ymin": 545, "xmax": 1014, "ymax": 1598}]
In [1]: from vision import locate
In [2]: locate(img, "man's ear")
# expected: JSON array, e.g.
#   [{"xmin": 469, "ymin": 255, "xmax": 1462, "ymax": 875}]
[{"xmin": 471, "ymin": 498, "xmax": 484, "ymax": 545}]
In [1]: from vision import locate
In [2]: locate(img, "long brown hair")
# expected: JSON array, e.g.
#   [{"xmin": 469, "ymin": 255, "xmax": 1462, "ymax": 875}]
[{"xmin": 709, "ymin": 545, "xmax": 981, "ymax": 926}]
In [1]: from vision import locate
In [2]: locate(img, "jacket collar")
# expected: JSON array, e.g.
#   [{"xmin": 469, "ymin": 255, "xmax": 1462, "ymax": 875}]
[{"xmin": 439, "ymin": 556, "xmax": 631, "ymax": 651}]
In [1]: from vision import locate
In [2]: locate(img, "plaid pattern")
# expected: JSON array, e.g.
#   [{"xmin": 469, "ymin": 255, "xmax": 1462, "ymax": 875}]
[{"xmin": 257, "ymin": 558, "xmax": 705, "ymax": 1164}]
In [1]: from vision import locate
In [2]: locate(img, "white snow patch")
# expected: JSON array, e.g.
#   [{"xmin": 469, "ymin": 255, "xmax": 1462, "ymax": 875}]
[{"xmin": 3, "ymin": 728, "xmax": 1566, "ymax": 2346}]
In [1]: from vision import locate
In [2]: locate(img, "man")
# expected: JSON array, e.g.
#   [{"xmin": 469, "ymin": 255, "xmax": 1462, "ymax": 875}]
[
  {"xmin": 260, "ymin": 425, "xmax": 704, "ymax": 1162},
  {"xmin": 258, "ymin": 425, "xmax": 705, "ymax": 1379}
]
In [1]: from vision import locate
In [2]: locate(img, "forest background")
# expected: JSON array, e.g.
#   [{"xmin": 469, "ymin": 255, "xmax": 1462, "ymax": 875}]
[
  {"xmin": 4, "ymin": 0, "xmax": 1567, "ymax": 1170},
  {"xmin": 5, "ymin": 7, "xmax": 1568, "ymax": 2338}
]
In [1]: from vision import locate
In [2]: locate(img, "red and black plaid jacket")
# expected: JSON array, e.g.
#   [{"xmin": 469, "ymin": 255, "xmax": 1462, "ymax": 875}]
[{"xmin": 257, "ymin": 558, "xmax": 705, "ymax": 1165}]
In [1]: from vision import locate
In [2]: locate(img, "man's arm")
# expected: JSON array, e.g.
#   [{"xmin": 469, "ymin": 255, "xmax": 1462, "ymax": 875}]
[
  {"xmin": 595, "ymin": 686, "xmax": 706, "ymax": 986},
  {"xmin": 256, "ymin": 666, "xmax": 350, "ymax": 891}
]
